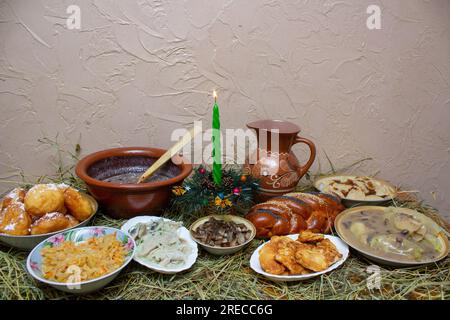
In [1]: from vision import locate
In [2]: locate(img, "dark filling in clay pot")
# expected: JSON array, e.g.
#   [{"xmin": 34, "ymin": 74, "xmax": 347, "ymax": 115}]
[{"xmin": 87, "ymin": 156, "xmax": 180, "ymax": 184}]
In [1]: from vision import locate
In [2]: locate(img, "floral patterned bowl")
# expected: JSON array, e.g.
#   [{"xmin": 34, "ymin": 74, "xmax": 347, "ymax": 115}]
[{"xmin": 26, "ymin": 226, "xmax": 135, "ymax": 294}]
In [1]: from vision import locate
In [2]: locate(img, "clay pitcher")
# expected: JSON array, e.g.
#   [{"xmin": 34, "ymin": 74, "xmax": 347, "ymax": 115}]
[{"xmin": 244, "ymin": 120, "xmax": 316, "ymax": 200}]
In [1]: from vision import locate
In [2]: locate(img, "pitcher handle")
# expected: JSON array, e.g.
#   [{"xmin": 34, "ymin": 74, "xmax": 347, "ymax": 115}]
[{"xmin": 293, "ymin": 136, "xmax": 316, "ymax": 178}]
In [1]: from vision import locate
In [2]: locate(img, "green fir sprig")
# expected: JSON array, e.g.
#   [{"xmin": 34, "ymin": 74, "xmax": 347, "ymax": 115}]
[{"xmin": 170, "ymin": 165, "xmax": 259, "ymax": 216}]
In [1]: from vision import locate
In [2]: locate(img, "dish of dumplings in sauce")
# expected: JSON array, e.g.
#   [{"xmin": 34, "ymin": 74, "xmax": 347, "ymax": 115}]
[
  {"xmin": 315, "ymin": 175, "xmax": 396, "ymax": 201},
  {"xmin": 131, "ymin": 219, "xmax": 194, "ymax": 270},
  {"xmin": 335, "ymin": 207, "xmax": 449, "ymax": 264},
  {"xmin": 0, "ymin": 184, "xmax": 97, "ymax": 236}
]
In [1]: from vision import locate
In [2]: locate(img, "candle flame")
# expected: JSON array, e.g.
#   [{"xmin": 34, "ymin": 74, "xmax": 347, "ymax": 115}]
[{"xmin": 213, "ymin": 90, "xmax": 217, "ymax": 103}]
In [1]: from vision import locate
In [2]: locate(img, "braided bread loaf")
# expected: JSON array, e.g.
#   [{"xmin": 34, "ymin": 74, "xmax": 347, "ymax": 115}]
[{"xmin": 245, "ymin": 192, "xmax": 344, "ymax": 238}]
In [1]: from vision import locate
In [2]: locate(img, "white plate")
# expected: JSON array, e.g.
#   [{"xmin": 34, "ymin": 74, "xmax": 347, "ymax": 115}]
[
  {"xmin": 121, "ymin": 216, "xmax": 198, "ymax": 274},
  {"xmin": 250, "ymin": 234, "xmax": 349, "ymax": 282}
]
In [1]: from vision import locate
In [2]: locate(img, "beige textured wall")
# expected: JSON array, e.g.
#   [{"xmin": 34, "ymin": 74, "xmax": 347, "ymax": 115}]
[{"xmin": 0, "ymin": 0, "xmax": 449, "ymax": 221}]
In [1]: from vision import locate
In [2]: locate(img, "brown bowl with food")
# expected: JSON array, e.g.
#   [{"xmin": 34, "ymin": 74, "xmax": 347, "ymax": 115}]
[
  {"xmin": 75, "ymin": 147, "xmax": 192, "ymax": 219},
  {"xmin": 190, "ymin": 215, "xmax": 256, "ymax": 255}
]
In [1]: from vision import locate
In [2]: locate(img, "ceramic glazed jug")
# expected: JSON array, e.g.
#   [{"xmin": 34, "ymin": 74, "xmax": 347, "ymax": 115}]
[{"xmin": 244, "ymin": 120, "xmax": 316, "ymax": 200}]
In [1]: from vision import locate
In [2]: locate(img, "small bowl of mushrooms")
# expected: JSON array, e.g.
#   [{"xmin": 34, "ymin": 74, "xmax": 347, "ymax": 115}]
[{"xmin": 189, "ymin": 215, "xmax": 256, "ymax": 255}]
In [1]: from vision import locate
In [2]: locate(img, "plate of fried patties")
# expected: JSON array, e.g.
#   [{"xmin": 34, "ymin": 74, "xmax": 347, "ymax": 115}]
[{"xmin": 250, "ymin": 231, "xmax": 349, "ymax": 281}]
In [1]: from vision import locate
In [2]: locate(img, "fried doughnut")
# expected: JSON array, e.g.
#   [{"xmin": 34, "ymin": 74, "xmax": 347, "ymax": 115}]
[
  {"xmin": 24, "ymin": 184, "xmax": 66, "ymax": 217},
  {"xmin": 0, "ymin": 202, "xmax": 31, "ymax": 235},
  {"xmin": 65, "ymin": 214, "xmax": 80, "ymax": 228},
  {"xmin": 1, "ymin": 188, "xmax": 26, "ymax": 210},
  {"xmin": 30, "ymin": 212, "xmax": 71, "ymax": 235},
  {"xmin": 63, "ymin": 187, "xmax": 95, "ymax": 221},
  {"xmin": 30, "ymin": 214, "xmax": 41, "ymax": 224}
]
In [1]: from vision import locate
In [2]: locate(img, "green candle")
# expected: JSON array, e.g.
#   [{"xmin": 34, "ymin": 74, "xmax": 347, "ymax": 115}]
[{"xmin": 212, "ymin": 90, "xmax": 222, "ymax": 185}]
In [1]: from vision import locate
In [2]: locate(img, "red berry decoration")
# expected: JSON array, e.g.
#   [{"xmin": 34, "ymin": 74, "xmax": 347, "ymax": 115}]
[
  {"xmin": 198, "ymin": 167, "xmax": 206, "ymax": 174},
  {"xmin": 240, "ymin": 175, "xmax": 247, "ymax": 182},
  {"xmin": 233, "ymin": 187, "xmax": 241, "ymax": 195}
]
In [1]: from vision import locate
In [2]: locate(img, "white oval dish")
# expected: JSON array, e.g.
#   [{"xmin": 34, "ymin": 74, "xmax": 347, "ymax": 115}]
[
  {"xmin": 250, "ymin": 234, "xmax": 349, "ymax": 282},
  {"xmin": 121, "ymin": 216, "xmax": 198, "ymax": 274}
]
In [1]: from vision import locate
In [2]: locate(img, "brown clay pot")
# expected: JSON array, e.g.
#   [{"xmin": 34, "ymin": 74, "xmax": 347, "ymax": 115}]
[
  {"xmin": 75, "ymin": 147, "xmax": 192, "ymax": 219},
  {"xmin": 244, "ymin": 120, "xmax": 316, "ymax": 201}
]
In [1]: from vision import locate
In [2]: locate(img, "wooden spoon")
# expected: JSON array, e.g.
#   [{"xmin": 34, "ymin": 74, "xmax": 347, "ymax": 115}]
[{"xmin": 137, "ymin": 127, "xmax": 200, "ymax": 183}]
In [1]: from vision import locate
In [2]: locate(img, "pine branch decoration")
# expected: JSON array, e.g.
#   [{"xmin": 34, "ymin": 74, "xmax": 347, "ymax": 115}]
[{"xmin": 170, "ymin": 166, "xmax": 259, "ymax": 216}]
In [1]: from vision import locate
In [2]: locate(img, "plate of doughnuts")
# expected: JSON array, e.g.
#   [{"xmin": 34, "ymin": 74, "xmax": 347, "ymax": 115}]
[{"xmin": 0, "ymin": 183, "xmax": 98, "ymax": 250}]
